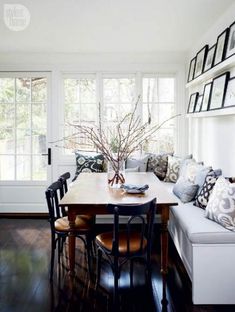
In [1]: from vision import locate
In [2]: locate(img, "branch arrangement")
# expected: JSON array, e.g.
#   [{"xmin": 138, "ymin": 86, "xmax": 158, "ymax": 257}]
[{"xmin": 56, "ymin": 96, "xmax": 180, "ymax": 185}]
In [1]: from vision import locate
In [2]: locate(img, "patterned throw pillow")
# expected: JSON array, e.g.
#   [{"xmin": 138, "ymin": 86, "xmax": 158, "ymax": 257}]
[
  {"xmin": 164, "ymin": 155, "xmax": 182, "ymax": 183},
  {"xmin": 73, "ymin": 152, "xmax": 105, "ymax": 181},
  {"xmin": 164, "ymin": 154, "xmax": 193, "ymax": 183},
  {"xmin": 194, "ymin": 171, "xmax": 218, "ymax": 209},
  {"xmin": 147, "ymin": 153, "xmax": 171, "ymax": 180},
  {"xmin": 205, "ymin": 176, "xmax": 235, "ymax": 231}
]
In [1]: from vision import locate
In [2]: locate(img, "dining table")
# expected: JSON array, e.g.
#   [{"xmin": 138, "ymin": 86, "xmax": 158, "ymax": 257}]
[{"xmin": 59, "ymin": 171, "xmax": 178, "ymax": 298}]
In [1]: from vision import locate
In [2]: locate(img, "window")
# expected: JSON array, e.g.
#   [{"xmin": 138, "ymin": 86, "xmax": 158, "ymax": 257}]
[
  {"xmin": 103, "ymin": 76, "xmax": 136, "ymax": 143},
  {"xmin": 63, "ymin": 77, "xmax": 97, "ymax": 152},
  {"xmin": 62, "ymin": 74, "xmax": 176, "ymax": 154},
  {"xmin": 142, "ymin": 76, "xmax": 175, "ymax": 153},
  {"xmin": 0, "ymin": 75, "xmax": 47, "ymax": 180}
]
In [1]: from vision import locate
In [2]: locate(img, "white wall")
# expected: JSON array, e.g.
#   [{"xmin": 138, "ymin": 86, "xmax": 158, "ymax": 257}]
[{"xmin": 187, "ymin": 3, "xmax": 235, "ymax": 176}]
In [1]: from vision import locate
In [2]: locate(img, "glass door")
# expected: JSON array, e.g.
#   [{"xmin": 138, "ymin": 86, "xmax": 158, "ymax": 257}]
[{"xmin": 0, "ymin": 72, "xmax": 51, "ymax": 183}]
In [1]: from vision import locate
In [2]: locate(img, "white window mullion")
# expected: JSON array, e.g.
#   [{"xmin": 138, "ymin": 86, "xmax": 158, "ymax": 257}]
[
  {"xmin": 14, "ymin": 78, "xmax": 17, "ymax": 180},
  {"xmin": 136, "ymin": 72, "xmax": 142, "ymax": 122},
  {"xmin": 30, "ymin": 78, "xmax": 33, "ymax": 180},
  {"xmin": 97, "ymin": 72, "xmax": 103, "ymax": 131}
]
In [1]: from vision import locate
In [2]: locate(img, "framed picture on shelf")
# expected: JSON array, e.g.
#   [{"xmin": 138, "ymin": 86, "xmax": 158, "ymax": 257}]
[
  {"xmin": 214, "ymin": 29, "xmax": 228, "ymax": 66},
  {"xmin": 187, "ymin": 92, "xmax": 199, "ymax": 113},
  {"xmin": 194, "ymin": 95, "xmax": 203, "ymax": 112},
  {"xmin": 201, "ymin": 82, "xmax": 212, "ymax": 112},
  {"xmin": 209, "ymin": 72, "xmax": 229, "ymax": 110},
  {"xmin": 204, "ymin": 44, "xmax": 216, "ymax": 72},
  {"xmin": 225, "ymin": 21, "xmax": 235, "ymax": 59},
  {"xmin": 187, "ymin": 57, "xmax": 196, "ymax": 82},
  {"xmin": 194, "ymin": 45, "xmax": 208, "ymax": 78},
  {"xmin": 224, "ymin": 76, "xmax": 235, "ymax": 108}
]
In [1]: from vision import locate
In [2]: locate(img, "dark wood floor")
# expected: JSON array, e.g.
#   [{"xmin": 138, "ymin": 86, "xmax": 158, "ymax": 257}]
[{"xmin": 0, "ymin": 218, "xmax": 234, "ymax": 312}]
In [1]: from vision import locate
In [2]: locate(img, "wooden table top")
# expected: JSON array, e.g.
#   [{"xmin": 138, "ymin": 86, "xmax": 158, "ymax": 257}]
[{"xmin": 60, "ymin": 172, "xmax": 178, "ymax": 209}]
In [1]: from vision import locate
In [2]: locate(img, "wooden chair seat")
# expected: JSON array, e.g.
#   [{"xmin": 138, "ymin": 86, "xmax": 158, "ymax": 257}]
[
  {"xmin": 96, "ymin": 231, "xmax": 147, "ymax": 255},
  {"xmin": 55, "ymin": 215, "xmax": 94, "ymax": 232}
]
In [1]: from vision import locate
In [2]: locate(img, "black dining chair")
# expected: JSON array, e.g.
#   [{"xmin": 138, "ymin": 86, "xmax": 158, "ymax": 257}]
[
  {"xmin": 95, "ymin": 198, "xmax": 156, "ymax": 309},
  {"xmin": 58, "ymin": 172, "xmax": 70, "ymax": 198},
  {"xmin": 58, "ymin": 172, "xmax": 71, "ymax": 216},
  {"xmin": 58, "ymin": 171, "xmax": 96, "ymax": 256},
  {"xmin": 45, "ymin": 180, "xmax": 94, "ymax": 281}
]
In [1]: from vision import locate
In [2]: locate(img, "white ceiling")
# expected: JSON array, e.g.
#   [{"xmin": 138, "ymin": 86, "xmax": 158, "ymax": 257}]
[{"xmin": 0, "ymin": 0, "xmax": 234, "ymax": 53}]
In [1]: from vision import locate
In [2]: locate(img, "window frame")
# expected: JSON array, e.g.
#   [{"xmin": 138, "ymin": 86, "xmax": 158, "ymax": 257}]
[{"xmin": 60, "ymin": 71, "xmax": 177, "ymax": 158}]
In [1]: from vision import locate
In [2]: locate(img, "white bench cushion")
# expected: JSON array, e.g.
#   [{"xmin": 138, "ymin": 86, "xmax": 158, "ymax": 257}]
[{"xmin": 165, "ymin": 182, "xmax": 235, "ymax": 244}]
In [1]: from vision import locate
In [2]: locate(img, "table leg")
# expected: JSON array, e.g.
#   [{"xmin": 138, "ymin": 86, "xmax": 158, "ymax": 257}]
[
  {"xmin": 68, "ymin": 210, "xmax": 76, "ymax": 276},
  {"xmin": 160, "ymin": 205, "xmax": 169, "ymax": 307}
]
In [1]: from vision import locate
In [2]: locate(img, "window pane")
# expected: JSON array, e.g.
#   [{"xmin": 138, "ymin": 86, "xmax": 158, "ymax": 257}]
[
  {"xmin": 142, "ymin": 76, "xmax": 175, "ymax": 153},
  {"xmin": 80, "ymin": 79, "xmax": 96, "ymax": 103},
  {"xmin": 0, "ymin": 103, "xmax": 15, "ymax": 127},
  {"xmin": 16, "ymin": 78, "xmax": 30, "ymax": 102},
  {"xmin": 16, "ymin": 155, "xmax": 30, "ymax": 180},
  {"xmin": 119, "ymin": 79, "xmax": 135, "ymax": 103},
  {"xmin": 143, "ymin": 78, "xmax": 158, "ymax": 103},
  {"xmin": 159, "ymin": 78, "xmax": 175, "ymax": 102},
  {"xmin": 103, "ymin": 77, "xmax": 135, "ymax": 140},
  {"xmin": 103, "ymin": 79, "xmax": 119, "ymax": 103},
  {"xmin": 80, "ymin": 104, "xmax": 96, "ymax": 122},
  {"xmin": 16, "ymin": 129, "xmax": 31, "ymax": 154},
  {"xmin": 0, "ymin": 155, "xmax": 14, "ymax": 180},
  {"xmin": 63, "ymin": 123, "xmax": 95, "ymax": 154},
  {"xmin": 0, "ymin": 128, "xmax": 14, "ymax": 154},
  {"xmin": 32, "ymin": 103, "xmax": 46, "ymax": 129},
  {"xmin": 32, "ymin": 77, "xmax": 47, "ymax": 102},
  {"xmin": 143, "ymin": 103, "xmax": 174, "ymax": 124},
  {"xmin": 104, "ymin": 103, "xmax": 117, "ymax": 122},
  {"xmin": 16, "ymin": 103, "xmax": 30, "ymax": 128},
  {"xmin": 64, "ymin": 79, "xmax": 79, "ymax": 103},
  {"xmin": 65, "ymin": 104, "xmax": 80, "ymax": 123},
  {"xmin": 143, "ymin": 128, "xmax": 174, "ymax": 154},
  {"xmin": 0, "ymin": 78, "xmax": 14, "ymax": 103},
  {"xmin": 32, "ymin": 131, "xmax": 46, "ymax": 154},
  {"xmin": 32, "ymin": 156, "xmax": 46, "ymax": 180}
]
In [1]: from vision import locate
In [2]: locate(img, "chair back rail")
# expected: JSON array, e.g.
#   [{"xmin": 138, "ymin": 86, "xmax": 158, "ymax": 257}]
[{"xmin": 107, "ymin": 198, "xmax": 156, "ymax": 256}]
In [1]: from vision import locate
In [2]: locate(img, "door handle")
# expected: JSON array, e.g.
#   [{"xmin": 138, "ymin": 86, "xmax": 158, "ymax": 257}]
[{"xmin": 42, "ymin": 148, "xmax": 51, "ymax": 165}]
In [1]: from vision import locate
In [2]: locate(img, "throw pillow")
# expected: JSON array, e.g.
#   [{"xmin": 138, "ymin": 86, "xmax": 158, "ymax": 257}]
[
  {"xmin": 194, "ymin": 171, "xmax": 219, "ymax": 209},
  {"xmin": 180, "ymin": 159, "xmax": 209, "ymax": 184},
  {"xmin": 73, "ymin": 152, "xmax": 105, "ymax": 181},
  {"xmin": 125, "ymin": 166, "xmax": 139, "ymax": 172},
  {"xmin": 205, "ymin": 176, "xmax": 235, "ymax": 231},
  {"xmin": 164, "ymin": 154, "xmax": 192, "ymax": 183},
  {"xmin": 125, "ymin": 155, "xmax": 149, "ymax": 172},
  {"xmin": 147, "ymin": 153, "xmax": 172, "ymax": 180},
  {"xmin": 173, "ymin": 176, "xmax": 199, "ymax": 203}
]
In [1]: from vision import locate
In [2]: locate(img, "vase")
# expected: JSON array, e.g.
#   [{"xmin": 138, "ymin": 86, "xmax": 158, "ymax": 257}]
[{"xmin": 107, "ymin": 159, "xmax": 125, "ymax": 188}]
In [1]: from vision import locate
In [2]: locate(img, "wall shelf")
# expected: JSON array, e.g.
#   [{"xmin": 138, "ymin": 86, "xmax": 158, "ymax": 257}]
[
  {"xmin": 186, "ymin": 106, "xmax": 235, "ymax": 118},
  {"xmin": 186, "ymin": 55, "xmax": 235, "ymax": 88}
]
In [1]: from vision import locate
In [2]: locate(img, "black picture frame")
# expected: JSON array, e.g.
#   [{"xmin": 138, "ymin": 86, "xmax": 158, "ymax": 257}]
[
  {"xmin": 200, "ymin": 82, "xmax": 212, "ymax": 112},
  {"xmin": 203, "ymin": 44, "xmax": 216, "ymax": 72},
  {"xmin": 214, "ymin": 28, "xmax": 229, "ymax": 66},
  {"xmin": 225, "ymin": 21, "xmax": 235, "ymax": 59},
  {"xmin": 187, "ymin": 92, "xmax": 199, "ymax": 113},
  {"xmin": 194, "ymin": 45, "xmax": 208, "ymax": 78},
  {"xmin": 224, "ymin": 76, "xmax": 235, "ymax": 108},
  {"xmin": 194, "ymin": 95, "xmax": 203, "ymax": 112},
  {"xmin": 209, "ymin": 72, "xmax": 229, "ymax": 111},
  {"xmin": 187, "ymin": 57, "xmax": 196, "ymax": 82}
]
